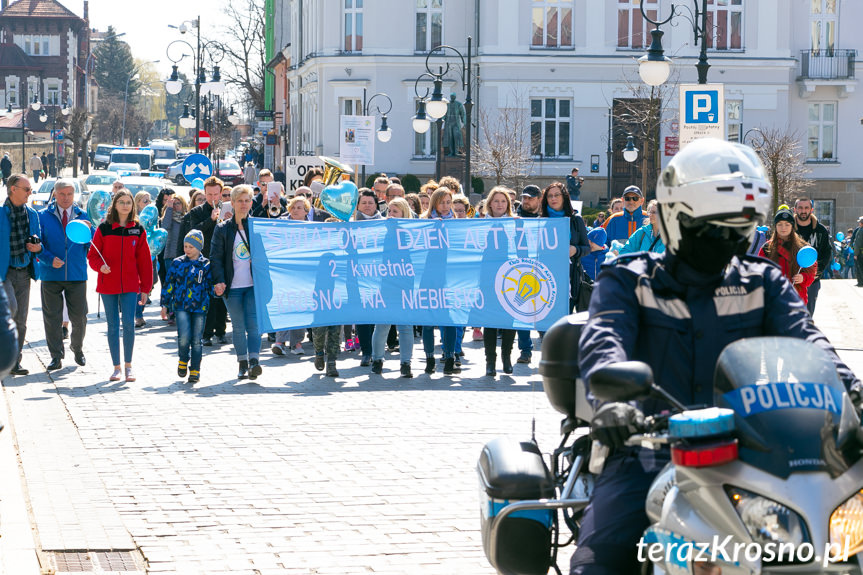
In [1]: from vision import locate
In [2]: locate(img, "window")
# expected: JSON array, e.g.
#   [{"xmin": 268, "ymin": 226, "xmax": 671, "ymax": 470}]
[
  {"xmin": 618, "ymin": 0, "xmax": 658, "ymax": 49},
  {"xmin": 811, "ymin": 0, "xmax": 837, "ymax": 53},
  {"xmin": 807, "ymin": 102, "xmax": 836, "ymax": 161},
  {"xmin": 46, "ymin": 82, "xmax": 60, "ymax": 105},
  {"xmin": 706, "ymin": 0, "xmax": 743, "ymax": 51},
  {"xmin": 813, "ymin": 199, "xmax": 835, "ymax": 236},
  {"xmin": 416, "ymin": 0, "xmax": 443, "ymax": 52},
  {"xmin": 26, "ymin": 78, "xmax": 38, "ymax": 107},
  {"xmin": 531, "ymin": 0, "xmax": 573, "ymax": 49},
  {"xmin": 6, "ymin": 78, "xmax": 18, "ymax": 106},
  {"xmin": 530, "ymin": 98, "xmax": 571, "ymax": 158},
  {"xmin": 17, "ymin": 35, "xmax": 55, "ymax": 56},
  {"xmin": 344, "ymin": 0, "xmax": 363, "ymax": 53},
  {"xmin": 726, "ymin": 100, "xmax": 742, "ymax": 143},
  {"xmin": 413, "ymin": 99, "xmax": 439, "ymax": 157}
]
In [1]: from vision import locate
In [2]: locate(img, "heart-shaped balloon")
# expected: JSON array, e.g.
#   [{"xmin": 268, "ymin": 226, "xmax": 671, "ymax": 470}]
[
  {"xmin": 319, "ymin": 180, "xmax": 359, "ymax": 222},
  {"xmin": 147, "ymin": 227, "xmax": 168, "ymax": 256},
  {"xmin": 192, "ymin": 178, "xmax": 205, "ymax": 190},
  {"xmin": 87, "ymin": 190, "xmax": 112, "ymax": 227},
  {"xmin": 139, "ymin": 204, "xmax": 159, "ymax": 231}
]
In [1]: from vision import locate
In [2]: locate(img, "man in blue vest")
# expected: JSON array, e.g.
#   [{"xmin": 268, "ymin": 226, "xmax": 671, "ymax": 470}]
[
  {"xmin": 37, "ymin": 180, "xmax": 91, "ymax": 370},
  {"xmin": 0, "ymin": 174, "xmax": 43, "ymax": 376},
  {"xmin": 572, "ymin": 139, "xmax": 860, "ymax": 574}
]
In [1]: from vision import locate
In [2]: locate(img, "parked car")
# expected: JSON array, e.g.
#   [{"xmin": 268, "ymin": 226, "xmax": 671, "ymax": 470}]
[
  {"xmin": 107, "ymin": 162, "xmax": 142, "ymax": 176},
  {"xmin": 119, "ymin": 176, "xmax": 164, "ymax": 201},
  {"xmin": 165, "ymin": 159, "xmax": 187, "ymax": 185},
  {"xmin": 93, "ymin": 144, "xmax": 121, "ymax": 170},
  {"xmin": 30, "ymin": 178, "xmax": 89, "ymax": 210},
  {"xmin": 214, "ymin": 159, "xmax": 244, "ymax": 186},
  {"xmin": 78, "ymin": 171, "xmax": 120, "ymax": 209}
]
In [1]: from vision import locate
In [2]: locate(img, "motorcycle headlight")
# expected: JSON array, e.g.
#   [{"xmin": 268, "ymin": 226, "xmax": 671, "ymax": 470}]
[
  {"xmin": 830, "ymin": 490, "xmax": 863, "ymax": 559},
  {"xmin": 726, "ymin": 487, "xmax": 810, "ymax": 546}
]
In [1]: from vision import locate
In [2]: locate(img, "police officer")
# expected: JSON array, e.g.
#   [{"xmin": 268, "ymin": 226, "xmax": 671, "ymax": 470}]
[{"xmin": 572, "ymin": 139, "xmax": 860, "ymax": 575}]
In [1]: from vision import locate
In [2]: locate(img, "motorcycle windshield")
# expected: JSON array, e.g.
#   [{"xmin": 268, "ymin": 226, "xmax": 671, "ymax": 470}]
[{"xmin": 713, "ymin": 337, "xmax": 850, "ymax": 479}]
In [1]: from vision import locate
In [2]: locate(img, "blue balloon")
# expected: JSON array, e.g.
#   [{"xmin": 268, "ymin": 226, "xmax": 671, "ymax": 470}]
[
  {"xmin": 797, "ymin": 245, "xmax": 817, "ymax": 268},
  {"xmin": 756, "ymin": 225, "xmax": 769, "ymax": 233},
  {"xmin": 139, "ymin": 204, "xmax": 159, "ymax": 231},
  {"xmin": 192, "ymin": 178, "xmax": 205, "ymax": 190},
  {"xmin": 837, "ymin": 232, "xmax": 845, "ymax": 241},
  {"xmin": 147, "ymin": 228, "xmax": 168, "ymax": 256},
  {"xmin": 319, "ymin": 180, "xmax": 359, "ymax": 222},
  {"xmin": 86, "ymin": 190, "xmax": 112, "ymax": 227},
  {"xmin": 65, "ymin": 220, "xmax": 92, "ymax": 244},
  {"xmin": 832, "ymin": 262, "xmax": 841, "ymax": 271}
]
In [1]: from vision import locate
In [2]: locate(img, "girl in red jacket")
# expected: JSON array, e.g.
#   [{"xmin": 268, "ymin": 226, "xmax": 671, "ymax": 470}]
[
  {"xmin": 88, "ymin": 189, "xmax": 153, "ymax": 382},
  {"xmin": 759, "ymin": 206, "xmax": 816, "ymax": 305}
]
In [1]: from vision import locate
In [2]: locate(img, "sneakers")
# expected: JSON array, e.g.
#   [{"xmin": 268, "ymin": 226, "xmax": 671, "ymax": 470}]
[
  {"xmin": 516, "ymin": 351, "xmax": 532, "ymax": 364},
  {"xmin": 346, "ymin": 337, "xmax": 359, "ymax": 351},
  {"xmin": 400, "ymin": 362, "xmax": 413, "ymax": 378},
  {"xmin": 314, "ymin": 353, "xmax": 325, "ymax": 371},
  {"xmin": 360, "ymin": 355, "xmax": 372, "ymax": 367},
  {"xmin": 109, "ymin": 368, "xmax": 121, "ymax": 382},
  {"xmin": 271, "ymin": 343, "xmax": 286, "ymax": 356},
  {"xmin": 326, "ymin": 361, "xmax": 339, "ymax": 377},
  {"xmin": 125, "ymin": 367, "xmax": 136, "ymax": 382},
  {"xmin": 135, "ymin": 318, "xmax": 146, "ymax": 328},
  {"xmin": 237, "ymin": 360, "xmax": 249, "ymax": 380},
  {"xmin": 202, "ymin": 338, "xmax": 213, "ymax": 347},
  {"xmin": 188, "ymin": 370, "xmax": 200, "ymax": 384},
  {"xmin": 178, "ymin": 360, "xmax": 188, "ymax": 377},
  {"xmin": 291, "ymin": 343, "xmax": 305, "ymax": 355},
  {"xmin": 371, "ymin": 359, "xmax": 383, "ymax": 374},
  {"xmin": 472, "ymin": 328, "xmax": 484, "ymax": 341}
]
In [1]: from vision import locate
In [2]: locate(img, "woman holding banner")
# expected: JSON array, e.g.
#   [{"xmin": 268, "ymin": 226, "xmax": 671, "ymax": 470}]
[
  {"xmin": 353, "ymin": 189, "xmax": 383, "ymax": 366},
  {"xmin": 210, "ymin": 185, "xmax": 263, "ymax": 381},
  {"xmin": 272, "ymin": 196, "xmax": 312, "ymax": 357},
  {"xmin": 420, "ymin": 188, "xmax": 460, "ymax": 376},
  {"xmin": 368, "ymin": 198, "xmax": 415, "ymax": 378},
  {"xmin": 482, "ymin": 187, "xmax": 518, "ymax": 377},
  {"xmin": 541, "ymin": 182, "xmax": 589, "ymax": 312}
]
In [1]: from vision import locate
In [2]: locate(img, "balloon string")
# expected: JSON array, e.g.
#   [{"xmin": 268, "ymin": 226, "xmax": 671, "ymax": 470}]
[{"xmin": 90, "ymin": 244, "xmax": 108, "ymax": 266}]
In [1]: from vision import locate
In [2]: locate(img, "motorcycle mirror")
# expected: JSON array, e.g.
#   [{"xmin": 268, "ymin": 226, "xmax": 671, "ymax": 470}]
[{"xmin": 589, "ymin": 361, "xmax": 654, "ymax": 403}]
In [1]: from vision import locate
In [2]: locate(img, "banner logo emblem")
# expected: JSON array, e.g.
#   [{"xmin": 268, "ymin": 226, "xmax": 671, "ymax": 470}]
[{"xmin": 495, "ymin": 258, "xmax": 557, "ymax": 323}]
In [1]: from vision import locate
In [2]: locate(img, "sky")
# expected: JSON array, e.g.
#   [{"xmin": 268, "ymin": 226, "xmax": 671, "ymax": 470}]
[{"xmin": 63, "ymin": 0, "xmax": 237, "ymax": 78}]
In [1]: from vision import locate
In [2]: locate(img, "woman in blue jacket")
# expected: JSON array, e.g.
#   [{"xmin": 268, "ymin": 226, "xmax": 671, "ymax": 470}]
[
  {"xmin": 540, "ymin": 182, "xmax": 589, "ymax": 312},
  {"xmin": 618, "ymin": 200, "xmax": 665, "ymax": 255}
]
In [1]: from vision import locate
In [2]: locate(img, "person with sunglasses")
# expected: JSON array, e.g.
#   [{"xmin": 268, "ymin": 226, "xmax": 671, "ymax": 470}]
[
  {"xmin": 602, "ymin": 185, "xmax": 644, "ymax": 246},
  {"xmin": 0, "ymin": 173, "xmax": 43, "ymax": 376}
]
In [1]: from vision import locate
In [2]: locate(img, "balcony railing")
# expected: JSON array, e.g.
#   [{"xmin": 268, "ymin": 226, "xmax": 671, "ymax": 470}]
[{"xmin": 799, "ymin": 49, "xmax": 857, "ymax": 80}]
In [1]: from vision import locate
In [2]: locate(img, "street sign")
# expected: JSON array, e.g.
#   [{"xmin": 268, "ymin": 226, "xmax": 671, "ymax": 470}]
[
  {"xmin": 285, "ymin": 156, "xmax": 324, "ymax": 191},
  {"xmin": 51, "ymin": 130, "xmax": 64, "ymax": 141},
  {"xmin": 255, "ymin": 110, "xmax": 274, "ymax": 118},
  {"xmin": 199, "ymin": 130, "xmax": 211, "ymax": 150},
  {"xmin": 665, "ymin": 136, "xmax": 679, "ymax": 156},
  {"xmin": 679, "ymin": 84, "xmax": 725, "ymax": 149},
  {"xmin": 257, "ymin": 120, "xmax": 274, "ymax": 130},
  {"xmin": 181, "ymin": 153, "xmax": 213, "ymax": 182}
]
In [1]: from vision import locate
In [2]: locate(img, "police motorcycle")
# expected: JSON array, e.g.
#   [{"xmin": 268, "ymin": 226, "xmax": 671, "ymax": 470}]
[{"xmin": 479, "ymin": 327, "xmax": 863, "ymax": 575}]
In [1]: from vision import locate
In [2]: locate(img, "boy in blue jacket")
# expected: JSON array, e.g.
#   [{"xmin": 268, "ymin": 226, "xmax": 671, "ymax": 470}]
[
  {"xmin": 581, "ymin": 227, "xmax": 609, "ymax": 282},
  {"xmin": 160, "ymin": 230, "xmax": 213, "ymax": 383}
]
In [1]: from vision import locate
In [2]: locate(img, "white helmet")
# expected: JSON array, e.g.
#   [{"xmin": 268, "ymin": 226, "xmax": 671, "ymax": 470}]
[{"xmin": 655, "ymin": 138, "xmax": 771, "ymax": 255}]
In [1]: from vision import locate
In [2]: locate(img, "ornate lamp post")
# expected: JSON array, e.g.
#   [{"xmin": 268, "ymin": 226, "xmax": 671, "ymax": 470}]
[
  {"xmin": 637, "ymin": 0, "xmax": 710, "ymax": 86},
  {"xmin": 360, "ymin": 90, "xmax": 393, "ymax": 185}
]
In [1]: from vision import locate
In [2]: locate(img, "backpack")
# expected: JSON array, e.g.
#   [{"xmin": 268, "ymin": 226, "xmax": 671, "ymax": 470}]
[{"xmin": 575, "ymin": 270, "xmax": 594, "ymax": 313}]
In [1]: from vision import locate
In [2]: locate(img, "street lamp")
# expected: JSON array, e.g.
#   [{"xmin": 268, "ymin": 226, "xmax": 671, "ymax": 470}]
[
  {"xmin": 227, "ymin": 106, "xmax": 240, "ymax": 126},
  {"xmin": 38, "ymin": 97, "xmax": 71, "ymax": 176},
  {"xmin": 605, "ymin": 110, "xmax": 643, "ymax": 202},
  {"xmin": 412, "ymin": 37, "xmax": 474, "ymax": 192},
  {"xmin": 360, "ymin": 90, "xmax": 393, "ymax": 184},
  {"xmin": 165, "ymin": 16, "xmax": 225, "ymax": 152},
  {"xmin": 623, "ymin": 136, "xmax": 639, "ymax": 163},
  {"xmin": 637, "ymin": 0, "xmax": 710, "ymax": 86},
  {"xmin": 121, "ymin": 71, "xmax": 140, "ymax": 146}
]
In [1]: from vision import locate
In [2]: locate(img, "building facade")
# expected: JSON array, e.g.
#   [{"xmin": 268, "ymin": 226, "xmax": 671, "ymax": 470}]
[{"xmin": 277, "ymin": 0, "xmax": 861, "ymax": 231}]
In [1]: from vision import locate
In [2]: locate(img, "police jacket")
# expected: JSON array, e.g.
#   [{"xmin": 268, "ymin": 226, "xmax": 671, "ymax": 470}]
[
  {"xmin": 37, "ymin": 201, "xmax": 91, "ymax": 282},
  {"xmin": 579, "ymin": 251, "xmax": 858, "ymax": 416}
]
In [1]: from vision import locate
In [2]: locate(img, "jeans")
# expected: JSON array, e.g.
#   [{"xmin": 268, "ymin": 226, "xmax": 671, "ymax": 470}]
[
  {"xmin": 455, "ymin": 327, "xmax": 465, "ymax": 354},
  {"xmin": 4, "ymin": 267, "xmax": 32, "ymax": 363},
  {"xmin": 806, "ymin": 278, "xmax": 820, "ymax": 316},
  {"xmin": 422, "ymin": 326, "xmax": 456, "ymax": 359},
  {"xmin": 371, "ymin": 324, "xmax": 413, "ymax": 363},
  {"xmin": 175, "ymin": 311, "xmax": 206, "ymax": 371},
  {"xmin": 274, "ymin": 328, "xmax": 305, "ymax": 347},
  {"xmin": 224, "ymin": 287, "xmax": 260, "ymax": 360},
  {"xmin": 356, "ymin": 324, "xmax": 374, "ymax": 357},
  {"xmin": 102, "ymin": 292, "xmax": 138, "ymax": 365},
  {"xmin": 517, "ymin": 330, "xmax": 534, "ymax": 354}
]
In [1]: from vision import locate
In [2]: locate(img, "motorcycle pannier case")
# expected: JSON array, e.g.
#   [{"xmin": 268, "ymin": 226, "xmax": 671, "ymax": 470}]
[{"xmin": 478, "ymin": 437, "xmax": 554, "ymax": 575}]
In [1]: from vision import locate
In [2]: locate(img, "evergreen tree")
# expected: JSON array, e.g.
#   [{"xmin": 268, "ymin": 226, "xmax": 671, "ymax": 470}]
[{"xmin": 93, "ymin": 26, "xmax": 140, "ymax": 99}]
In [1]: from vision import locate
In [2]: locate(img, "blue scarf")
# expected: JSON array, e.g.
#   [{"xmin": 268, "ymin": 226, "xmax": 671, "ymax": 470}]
[
  {"xmin": 430, "ymin": 209, "xmax": 454, "ymax": 220},
  {"xmin": 547, "ymin": 206, "xmax": 566, "ymax": 218}
]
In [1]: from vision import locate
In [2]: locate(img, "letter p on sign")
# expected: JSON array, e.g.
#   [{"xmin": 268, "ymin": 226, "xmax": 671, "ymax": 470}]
[{"xmin": 685, "ymin": 90, "xmax": 719, "ymax": 124}]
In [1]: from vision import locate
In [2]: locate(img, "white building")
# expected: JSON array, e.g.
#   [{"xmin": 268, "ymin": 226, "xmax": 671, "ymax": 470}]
[{"xmin": 279, "ymin": 0, "xmax": 861, "ymax": 231}]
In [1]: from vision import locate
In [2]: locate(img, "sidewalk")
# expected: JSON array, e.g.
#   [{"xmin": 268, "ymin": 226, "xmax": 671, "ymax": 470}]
[{"xmin": 2, "ymin": 278, "xmax": 863, "ymax": 574}]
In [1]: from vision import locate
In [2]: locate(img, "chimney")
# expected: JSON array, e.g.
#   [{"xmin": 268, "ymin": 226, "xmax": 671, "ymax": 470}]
[{"xmin": 83, "ymin": 0, "xmax": 88, "ymax": 21}]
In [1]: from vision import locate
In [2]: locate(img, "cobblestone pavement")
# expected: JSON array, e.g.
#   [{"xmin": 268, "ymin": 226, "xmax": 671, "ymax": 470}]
[
  {"xmin": 1, "ymin": 278, "xmax": 570, "ymax": 575},
  {"xmin": 3, "ymin": 277, "xmax": 863, "ymax": 575}
]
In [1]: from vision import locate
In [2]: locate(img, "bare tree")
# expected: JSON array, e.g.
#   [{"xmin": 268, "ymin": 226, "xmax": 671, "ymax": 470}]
[
  {"xmin": 67, "ymin": 108, "xmax": 93, "ymax": 177},
  {"xmin": 207, "ymin": 0, "xmax": 266, "ymax": 112},
  {"xmin": 472, "ymin": 94, "xmax": 534, "ymax": 192},
  {"xmin": 745, "ymin": 126, "xmax": 813, "ymax": 214}
]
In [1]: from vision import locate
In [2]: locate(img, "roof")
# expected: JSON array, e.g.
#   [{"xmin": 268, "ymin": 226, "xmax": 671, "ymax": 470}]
[
  {"xmin": 0, "ymin": 109, "xmax": 23, "ymax": 129},
  {"xmin": 0, "ymin": 0, "xmax": 82, "ymax": 20},
  {"xmin": 0, "ymin": 43, "xmax": 37, "ymax": 69}
]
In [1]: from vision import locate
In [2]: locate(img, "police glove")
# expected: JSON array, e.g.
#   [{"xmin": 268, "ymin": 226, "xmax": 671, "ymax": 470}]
[{"xmin": 591, "ymin": 402, "xmax": 645, "ymax": 450}]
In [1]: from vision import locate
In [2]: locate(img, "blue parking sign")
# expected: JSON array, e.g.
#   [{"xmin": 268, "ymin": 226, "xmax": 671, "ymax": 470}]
[{"xmin": 685, "ymin": 90, "xmax": 719, "ymax": 124}]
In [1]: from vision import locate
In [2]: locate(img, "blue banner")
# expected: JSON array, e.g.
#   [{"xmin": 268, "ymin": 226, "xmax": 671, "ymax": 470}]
[{"xmin": 248, "ymin": 217, "xmax": 571, "ymax": 332}]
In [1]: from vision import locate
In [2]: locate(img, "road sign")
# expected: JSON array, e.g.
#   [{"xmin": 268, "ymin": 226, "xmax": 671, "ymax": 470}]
[
  {"xmin": 257, "ymin": 120, "xmax": 274, "ymax": 130},
  {"xmin": 665, "ymin": 136, "xmax": 679, "ymax": 156},
  {"xmin": 51, "ymin": 130, "xmax": 64, "ymax": 141},
  {"xmin": 181, "ymin": 153, "xmax": 213, "ymax": 182},
  {"xmin": 679, "ymin": 84, "xmax": 725, "ymax": 149},
  {"xmin": 198, "ymin": 130, "xmax": 211, "ymax": 150},
  {"xmin": 255, "ymin": 110, "xmax": 274, "ymax": 118}
]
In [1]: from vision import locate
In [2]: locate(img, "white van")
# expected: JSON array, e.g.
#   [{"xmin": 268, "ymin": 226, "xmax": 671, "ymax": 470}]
[
  {"xmin": 148, "ymin": 140, "xmax": 179, "ymax": 172},
  {"xmin": 110, "ymin": 148, "xmax": 154, "ymax": 172},
  {"xmin": 93, "ymin": 144, "xmax": 121, "ymax": 169}
]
